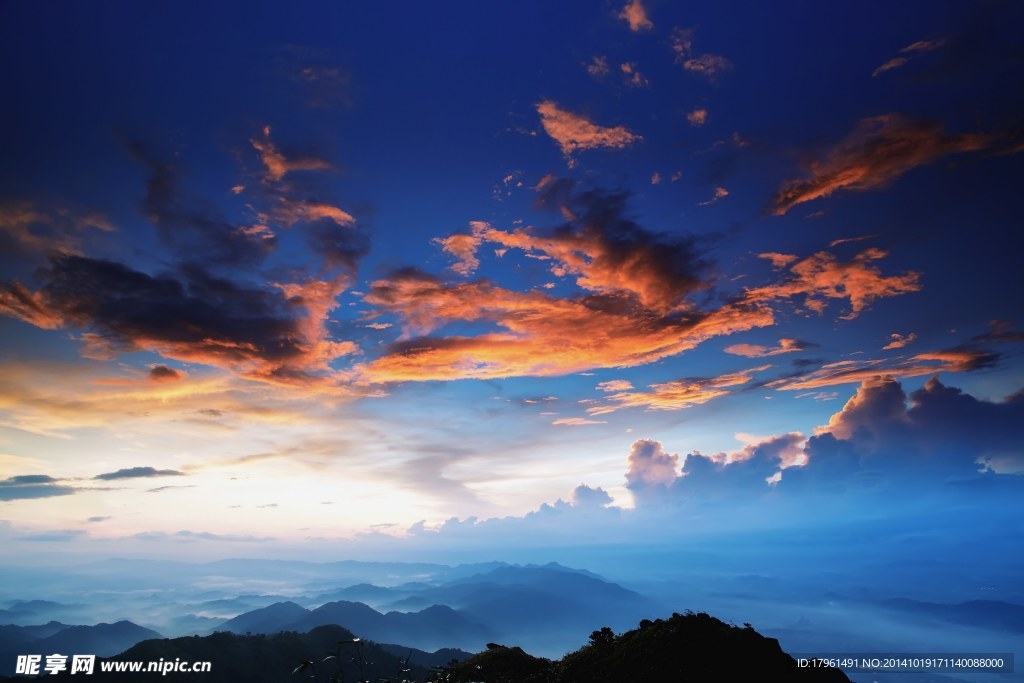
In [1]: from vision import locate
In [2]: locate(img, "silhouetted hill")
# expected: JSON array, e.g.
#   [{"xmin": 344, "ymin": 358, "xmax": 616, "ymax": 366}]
[
  {"xmin": 377, "ymin": 642, "xmax": 472, "ymax": 670},
  {"xmin": 46, "ymin": 624, "xmax": 435, "ymax": 682},
  {"xmin": 216, "ymin": 600, "xmax": 309, "ymax": 634},
  {"xmin": 0, "ymin": 620, "xmax": 70, "ymax": 645},
  {"xmin": 0, "ymin": 620, "xmax": 160, "ymax": 676},
  {"xmin": 447, "ymin": 612, "xmax": 852, "ymax": 682}
]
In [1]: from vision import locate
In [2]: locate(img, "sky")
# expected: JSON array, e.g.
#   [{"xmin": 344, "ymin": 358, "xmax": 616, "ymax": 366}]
[{"xmin": 0, "ymin": 0, "xmax": 1022, "ymax": 567}]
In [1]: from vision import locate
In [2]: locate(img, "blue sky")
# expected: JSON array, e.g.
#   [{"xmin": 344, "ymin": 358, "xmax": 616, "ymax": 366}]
[{"xmin": 0, "ymin": 0, "xmax": 1022, "ymax": 567}]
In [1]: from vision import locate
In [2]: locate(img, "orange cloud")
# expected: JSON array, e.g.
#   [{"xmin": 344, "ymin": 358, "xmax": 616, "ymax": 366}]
[
  {"xmin": 0, "ymin": 282, "xmax": 64, "ymax": 330},
  {"xmin": 746, "ymin": 248, "xmax": 921, "ymax": 319},
  {"xmin": 355, "ymin": 270, "xmax": 775, "ymax": 383},
  {"xmin": 251, "ymin": 126, "xmax": 332, "ymax": 182},
  {"xmin": 536, "ymin": 101, "xmax": 641, "ymax": 158},
  {"xmin": 618, "ymin": 0, "xmax": 653, "ymax": 32},
  {"xmin": 772, "ymin": 114, "xmax": 990, "ymax": 215},
  {"xmin": 682, "ymin": 54, "xmax": 733, "ymax": 80},
  {"xmin": 273, "ymin": 199, "xmax": 355, "ymax": 227},
  {"xmin": 586, "ymin": 56, "xmax": 610, "ymax": 79},
  {"xmin": 432, "ymin": 222, "xmax": 490, "ymax": 276},
  {"xmin": 587, "ymin": 366, "xmax": 768, "ymax": 415},
  {"xmin": 0, "ymin": 201, "xmax": 116, "ymax": 256},
  {"xmin": 452, "ymin": 200, "xmax": 705, "ymax": 314},
  {"xmin": 724, "ymin": 338, "xmax": 809, "ymax": 357},
  {"xmin": 687, "ymin": 109, "xmax": 708, "ymax": 127},
  {"xmin": 883, "ymin": 332, "xmax": 917, "ymax": 350},
  {"xmin": 699, "ymin": 186, "xmax": 729, "ymax": 206},
  {"xmin": 620, "ymin": 62, "xmax": 649, "ymax": 88},
  {"xmin": 552, "ymin": 417, "xmax": 607, "ymax": 426}
]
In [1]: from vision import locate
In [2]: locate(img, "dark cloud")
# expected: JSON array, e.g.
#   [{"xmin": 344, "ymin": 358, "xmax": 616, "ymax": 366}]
[
  {"xmin": 148, "ymin": 364, "xmax": 184, "ymax": 382},
  {"xmin": 808, "ymin": 375, "xmax": 1024, "ymax": 476},
  {"xmin": 305, "ymin": 219, "xmax": 370, "ymax": 277},
  {"xmin": 86, "ymin": 516, "xmax": 111, "ymax": 523},
  {"xmin": 94, "ymin": 466, "xmax": 185, "ymax": 481},
  {"xmin": 0, "ymin": 475, "xmax": 77, "ymax": 501},
  {"xmin": 1, "ymin": 253, "xmax": 355, "ymax": 384},
  {"xmin": 126, "ymin": 140, "xmax": 276, "ymax": 265}
]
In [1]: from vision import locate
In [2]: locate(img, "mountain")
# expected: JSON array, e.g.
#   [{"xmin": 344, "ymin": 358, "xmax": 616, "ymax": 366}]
[
  {"xmin": 0, "ymin": 620, "xmax": 160, "ymax": 676},
  {"xmin": 215, "ymin": 600, "xmax": 309, "ymax": 634},
  {"xmin": 213, "ymin": 564, "xmax": 654, "ymax": 656},
  {"xmin": 403, "ymin": 565, "xmax": 658, "ymax": 655},
  {"xmin": 0, "ymin": 621, "xmax": 70, "ymax": 645},
  {"xmin": 45, "ymin": 624, "xmax": 438, "ymax": 682},
  {"xmin": 446, "ymin": 611, "xmax": 852, "ymax": 682},
  {"xmin": 32, "ymin": 620, "xmax": 162, "ymax": 656},
  {"xmin": 216, "ymin": 599, "xmax": 491, "ymax": 652},
  {"xmin": 0, "ymin": 600, "xmax": 86, "ymax": 625}
]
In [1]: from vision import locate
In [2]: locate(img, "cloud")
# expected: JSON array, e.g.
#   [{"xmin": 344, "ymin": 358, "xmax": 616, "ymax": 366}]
[
  {"xmin": 620, "ymin": 62, "xmax": 649, "ymax": 88},
  {"xmin": 433, "ymin": 222, "xmax": 489, "ymax": 276},
  {"xmin": 355, "ymin": 275, "xmax": 767, "ymax": 382},
  {"xmin": 468, "ymin": 185, "xmax": 709, "ymax": 313},
  {"xmin": 94, "ymin": 466, "xmax": 185, "ymax": 481},
  {"xmin": 771, "ymin": 114, "xmax": 990, "ymax": 215},
  {"xmin": 625, "ymin": 440, "xmax": 679, "ymax": 500},
  {"xmin": 355, "ymin": 188, "xmax": 921, "ymax": 384},
  {"xmin": 698, "ymin": 186, "xmax": 729, "ymax": 206},
  {"xmin": 587, "ymin": 367, "xmax": 768, "ymax": 415},
  {"xmin": 671, "ymin": 28, "xmax": 732, "ymax": 82},
  {"xmin": 828, "ymin": 234, "xmax": 876, "ymax": 247},
  {"xmin": 0, "ymin": 254, "xmax": 358, "ymax": 386},
  {"xmin": 808, "ymin": 375, "xmax": 1024, "ymax": 476},
  {"xmin": 0, "ymin": 282, "xmax": 64, "ymax": 330},
  {"xmin": 746, "ymin": 248, "xmax": 921, "ymax": 319},
  {"xmin": 687, "ymin": 109, "xmax": 708, "ymax": 127},
  {"xmin": 86, "ymin": 516, "xmax": 111, "ymax": 523},
  {"xmin": 148, "ymin": 365, "xmax": 185, "ymax": 382},
  {"xmin": 0, "ymin": 201, "xmax": 116, "ymax": 259},
  {"xmin": 0, "ymin": 474, "xmax": 77, "ymax": 501},
  {"xmin": 536, "ymin": 101, "xmax": 641, "ymax": 159},
  {"xmin": 873, "ymin": 37, "xmax": 946, "ymax": 76},
  {"xmin": 618, "ymin": 0, "xmax": 653, "ymax": 32},
  {"xmin": 682, "ymin": 54, "xmax": 733, "ymax": 80},
  {"xmin": 597, "ymin": 380, "xmax": 633, "ymax": 392},
  {"xmin": 552, "ymin": 417, "xmax": 607, "ymax": 426},
  {"xmin": 251, "ymin": 126, "xmax": 332, "ymax": 182},
  {"xmin": 586, "ymin": 56, "xmax": 610, "ymax": 79},
  {"xmin": 129, "ymin": 530, "xmax": 274, "ymax": 543},
  {"xmin": 769, "ymin": 349, "xmax": 995, "ymax": 390},
  {"xmin": 127, "ymin": 141, "xmax": 276, "ymax": 266},
  {"xmin": 17, "ymin": 529, "xmax": 88, "ymax": 542},
  {"xmin": 883, "ymin": 332, "xmax": 917, "ymax": 350},
  {"xmin": 724, "ymin": 338, "xmax": 813, "ymax": 357}
]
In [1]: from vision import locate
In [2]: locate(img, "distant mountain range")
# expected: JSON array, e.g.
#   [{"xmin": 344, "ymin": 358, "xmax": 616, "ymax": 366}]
[
  {"xmin": 211, "ymin": 563, "xmax": 656, "ymax": 654},
  {"xmin": 30, "ymin": 612, "xmax": 850, "ymax": 682}
]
